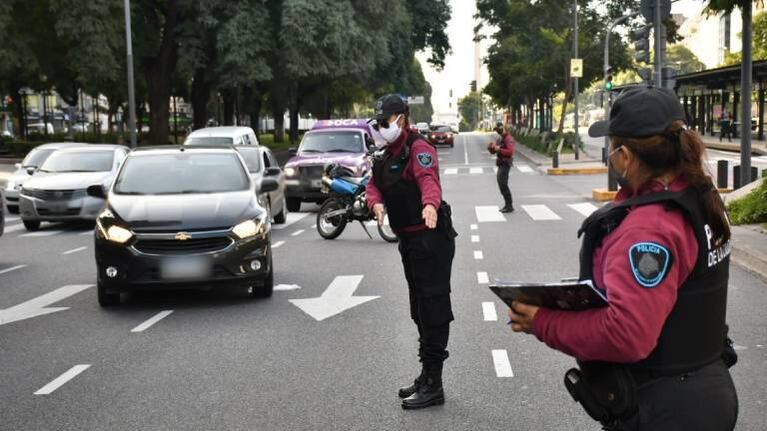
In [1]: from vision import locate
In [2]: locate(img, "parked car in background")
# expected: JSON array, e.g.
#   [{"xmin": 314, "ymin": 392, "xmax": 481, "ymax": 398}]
[
  {"xmin": 283, "ymin": 119, "xmax": 376, "ymax": 212},
  {"xmin": 235, "ymin": 145, "xmax": 287, "ymax": 224},
  {"xmin": 184, "ymin": 126, "xmax": 258, "ymax": 146},
  {"xmin": 19, "ymin": 145, "xmax": 129, "ymax": 231},
  {"xmin": 4, "ymin": 143, "xmax": 87, "ymax": 214},
  {"xmin": 428, "ymin": 125, "xmax": 455, "ymax": 147},
  {"xmin": 90, "ymin": 146, "xmax": 277, "ymax": 306},
  {"xmin": 416, "ymin": 122, "xmax": 430, "ymax": 135},
  {"xmin": 27, "ymin": 122, "xmax": 55, "ymax": 135}
]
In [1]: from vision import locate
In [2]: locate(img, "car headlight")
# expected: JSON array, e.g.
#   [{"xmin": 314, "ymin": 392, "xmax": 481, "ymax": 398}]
[
  {"xmin": 96, "ymin": 218, "xmax": 134, "ymax": 244},
  {"xmin": 284, "ymin": 167, "xmax": 297, "ymax": 177},
  {"xmin": 232, "ymin": 218, "xmax": 267, "ymax": 240}
]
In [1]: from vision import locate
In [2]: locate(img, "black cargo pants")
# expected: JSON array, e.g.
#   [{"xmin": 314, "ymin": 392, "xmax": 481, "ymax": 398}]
[
  {"xmin": 496, "ymin": 162, "xmax": 513, "ymax": 208},
  {"xmin": 397, "ymin": 228, "xmax": 455, "ymax": 365}
]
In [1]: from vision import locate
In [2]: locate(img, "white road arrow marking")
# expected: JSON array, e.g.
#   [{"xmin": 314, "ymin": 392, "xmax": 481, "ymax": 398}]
[
  {"xmin": 289, "ymin": 275, "xmax": 378, "ymax": 321},
  {"xmin": 0, "ymin": 285, "xmax": 92, "ymax": 326}
]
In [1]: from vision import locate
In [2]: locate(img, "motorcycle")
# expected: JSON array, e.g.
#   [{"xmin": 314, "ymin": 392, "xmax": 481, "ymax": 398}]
[{"xmin": 316, "ymin": 164, "xmax": 398, "ymax": 242}]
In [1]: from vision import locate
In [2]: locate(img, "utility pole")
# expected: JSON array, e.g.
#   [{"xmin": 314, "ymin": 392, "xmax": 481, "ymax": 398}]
[
  {"xmin": 123, "ymin": 0, "xmax": 137, "ymax": 148},
  {"xmin": 740, "ymin": 1, "xmax": 752, "ymax": 186},
  {"xmin": 654, "ymin": 0, "xmax": 663, "ymax": 88},
  {"xmin": 573, "ymin": 0, "xmax": 579, "ymax": 160}
]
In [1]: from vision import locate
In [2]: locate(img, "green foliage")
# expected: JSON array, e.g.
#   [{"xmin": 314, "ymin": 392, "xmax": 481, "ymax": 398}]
[
  {"xmin": 727, "ymin": 179, "xmax": 767, "ymax": 225},
  {"xmin": 666, "ymin": 45, "xmax": 706, "ymax": 74},
  {"xmin": 511, "ymin": 127, "xmax": 583, "ymax": 156},
  {"xmin": 458, "ymin": 92, "xmax": 482, "ymax": 130}
]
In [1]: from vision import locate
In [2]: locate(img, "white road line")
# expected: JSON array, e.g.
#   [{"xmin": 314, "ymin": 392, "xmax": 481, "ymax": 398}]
[
  {"xmin": 469, "ymin": 167, "xmax": 483, "ymax": 175},
  {"xmin": 444, "ymin": 167, "xmax": 458, "ymax": 175},
  {"xmin": 568, "ymin": 203, "xmax": 599, "ymax": 217},
  {"xmin": 272, "ymin": 212, "xmax": 309, "ymax": 230},
  {"xmin": 291, "ymin": 229, "xmax": 305, "ymax": 237},
  {"xmin": 477, "ymin": 271, "xmax": 489, "ymax": 284},
  {"xmin": 492, "ymin": 350, "xmax": 514, "ymax": 377},
  {"xmin": 516, "ymin": 164, "xmax": 534, "ymax": 173},
  {"xmin": 474, "ymin": 250, "xmax": 484, "ymax": 260},
  {"xmin": 471, "ymin": 235, "xmax": 480, "ymax": 243},
  {"xmin": 6, "ymin": 216, "xmax": 20, "ymax": 222},
  {"xmin": 79, "ymin": 230, "xmax": 94, "ymax": 236},
  {"xmin": 272, "ymin": 241, "xmax": 286, "ymax": 249},
  {"xmin": 482, "ymin": 302, "xmax": 498, "ymax": 321},
  {"xmin": 463, "ymin": 136, "xmax": 469, "ymax": 165},
  {"xmin": 3, "ymin": 224, "xmax": 25, "ymax": 233},
  {"xmin": 470, "ymin": 224, "xmax": 478, "ymax": 230},
  {"xmin": 131, "ymin": 310, "xmax": 174, "ymax": 333},
  {"xmin": 311, "ymin": 224, "xmax": 317, "ymax": 229},
  {"xmin": 274, "ymin": 284, "xmax": 301, "ymax": 291},
  {"xmin": 493, "ymin": 166, "xmax": 498, "ymax": 173},
  {"xmin": 34, "ymin": 365, "xmax": 91, "ymax": 395},
  {"xmin": 0, "ymin": 265, "xmax": 26, "ymax": 276},
  {"xmin": 19, "ymin": 230, "xmax": 62, "ymax": 238},
  {"xmin": 475, "ymin": 206, "xmax": 507, "ymax": 223},
  {"xmin": 521, "ymin": 205, "xmax": 562, "ymax": 221},
  {"xmin": 62, "ymin": 246, "xmax": 87, "ymax": 255}
]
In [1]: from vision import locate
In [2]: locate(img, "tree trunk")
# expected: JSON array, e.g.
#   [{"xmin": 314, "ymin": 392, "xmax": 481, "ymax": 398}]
[
  {"xmin": 272, "ymin": 106, "xmax": 285, "ymax": 142},
  {"xmin": 143, "ymin": 0, "xmax": 178, "ymax": 146},
  {"xmin": 191, "ymin": 68, "xmax": 210, "ymax": 130},
  {"xmin": 558, "ymin": 65, "xmax": 571, "ymax": 133},
  {"xmin": 250, "ymin": 97, "xmax": 262, "ymax": 136},
  {"xmin": 222, "ymin": 88, "xmax": 235, "ymax": 126},
  {"xmin": 11, "ymin": 88, "xmax": 25, "ymax": 140}
]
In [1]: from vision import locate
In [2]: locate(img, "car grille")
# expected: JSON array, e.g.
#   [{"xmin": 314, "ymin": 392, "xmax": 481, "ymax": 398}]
[
  {"xmin": 133, "ymin": 237, "xmax": 233, "ymax": 255},
  {"xmin": 300, "ymin": 166, "xmax": 325, "ymax": 180},
  {"xmin": 38, "ymin": 208, "xmax": 81, "ymax": 216},
  {"xmin": 24, "ymin": 189, "xmax": 84, "ymax": 200}
]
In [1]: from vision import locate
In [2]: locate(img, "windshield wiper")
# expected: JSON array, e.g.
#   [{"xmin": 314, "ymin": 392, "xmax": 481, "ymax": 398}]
[{"xmin": 325, "ymin": 149, "xmax": 354, "ymax": 153}]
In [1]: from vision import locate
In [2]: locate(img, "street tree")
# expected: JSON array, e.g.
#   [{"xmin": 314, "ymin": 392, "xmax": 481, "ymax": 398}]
[{"xmin": 458, "ymin": 91, "xmax": 482, "ymax": 130}]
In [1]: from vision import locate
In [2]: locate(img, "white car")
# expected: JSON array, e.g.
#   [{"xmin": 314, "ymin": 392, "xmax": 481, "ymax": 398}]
[
  {"xmin": 184, "ymin": 126, "xmax": 259, "ymax": 146},
  {"xmin": 4, "ymin": 143, "xmax": 88, "ymax": 214}
]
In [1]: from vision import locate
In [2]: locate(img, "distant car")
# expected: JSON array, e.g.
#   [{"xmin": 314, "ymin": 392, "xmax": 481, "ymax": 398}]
[
  {"xmin": 428, "ymin": 125, "xmax": 455, "ymax": 147},
  {"xmin": 90, "ymin": 145, "xmax": 277, "ymax": 306},
  {"xmin": 283, "ymin": 119, "xmax": 376, "ymax": 212},
  {"xmin": 4, "ymin": 143, "xmax": 87, "ymax": 214},
  {"xmin": 19, "ymin": 145, "xmax": 130, "ymax": 231},
  {"xmin": 27, "ymin": 122, "xmax": 55, "ymax": 135},
  {"xmin": 235, "ymin": 145, "xmax": 287, "ymax": 224},
  {"xmin": 184, "ymin": 126, "xmax": 259, "ymax": 146},
  {"xmin": 416, "ymin": 122, "xmax": 430, "ymax": 135}
]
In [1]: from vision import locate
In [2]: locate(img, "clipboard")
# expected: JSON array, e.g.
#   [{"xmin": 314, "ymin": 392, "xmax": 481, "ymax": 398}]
[{"xmin": 489, "ymin": 279, "xmax": 608, "ymax": 311}]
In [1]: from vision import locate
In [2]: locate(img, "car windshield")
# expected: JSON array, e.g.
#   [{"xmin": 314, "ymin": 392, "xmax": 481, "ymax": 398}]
[
  {"xmin": 237, "ymin": 148, "xmax": 261, "ymax": 173},
  {"xmin": 22, "ymin": 148, "xmax": 56, "ymax": 168},
  {"xmin": 113, "ymin": 153, "xmax": 249, "ymax": 195},
  {"xmin": 39, "ymin": 151, "xmax": 114, "ymax": 173},
  {"xmin": 184, "ymin": 136, "xmax": 234, "ymax": 146},
  {"xmin": 299, "ymin": 131, "xmax": 363, "ymax": 154},
  {"xmin": 430, "ymin": 126, "xmax": 451, "ymax": 133}
]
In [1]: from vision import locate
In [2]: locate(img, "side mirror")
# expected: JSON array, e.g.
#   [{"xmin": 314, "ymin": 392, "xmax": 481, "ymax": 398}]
[
  {"xmin": 26, "ymin": 167, "xmax": 36, "ymax": 176},
  {"xmin": 288, "ymin": 147, "xmax": 298, "ymax": 157},
  {"xmin": 265, "ymin": 166, "xmax": 281, "ymax": 177},
  {"xmin": 260, "ymin": 177, "xmax": 279, "ymax": 193},
  {"xmin": 86, "ymin": 184, "xmax": 107, "ymax": 199}
]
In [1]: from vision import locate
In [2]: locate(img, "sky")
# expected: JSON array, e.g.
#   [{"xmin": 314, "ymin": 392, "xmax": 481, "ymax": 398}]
[{"xmin": 417, "ymin": 0, "xmax": 706, "ymax": 120}]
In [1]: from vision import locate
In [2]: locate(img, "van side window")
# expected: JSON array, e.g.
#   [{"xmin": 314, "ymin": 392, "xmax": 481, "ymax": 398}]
[{"xmin": 262, "ymin": 150, "xmax": 271, "ymax": 168}]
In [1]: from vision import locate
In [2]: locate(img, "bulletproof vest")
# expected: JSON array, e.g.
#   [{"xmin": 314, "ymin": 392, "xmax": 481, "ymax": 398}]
[
  {"xmin": 578, "ymin": 188, "xmax": 730, "ymax": 375},
  {"xmin": 372, "ymin": 132, "xmax": 432, "ymax": 230}
]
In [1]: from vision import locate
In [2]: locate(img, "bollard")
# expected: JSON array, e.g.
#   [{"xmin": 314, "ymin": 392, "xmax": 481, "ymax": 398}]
[
  {"xmin": 717, "ymin": 160, "xmax": 728, "ymax": 189},
  {"xmin": 552, "ymin": 151, "xmax": 559, "ymax": 169},
  {"xmin": 602, "ymin": 147, "xmax": 607, "ymax": 165},
  {"xmin": 734, "ymin": 166, "xmax": 741, "ymax": 189},
  {"xmin": 751, "ymin": 167, "xmax": 759, "ymax": 184}
]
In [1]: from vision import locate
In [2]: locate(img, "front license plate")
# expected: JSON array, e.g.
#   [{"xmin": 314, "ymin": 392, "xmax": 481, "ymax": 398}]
[{"xmin": 161, "ymin": 256, "xmax": 212, "ymax": 280}]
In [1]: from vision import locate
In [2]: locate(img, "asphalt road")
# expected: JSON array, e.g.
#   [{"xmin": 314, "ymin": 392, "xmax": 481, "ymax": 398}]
[{"xmin": 1, "ymin": 133, "xmax": 765, "ymax": 430}]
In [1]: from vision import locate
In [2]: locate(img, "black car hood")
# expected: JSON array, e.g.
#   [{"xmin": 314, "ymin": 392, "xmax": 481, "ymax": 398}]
[{"xmin": 108, "ymin": 190, "xmax": 262, "ymax": 232}]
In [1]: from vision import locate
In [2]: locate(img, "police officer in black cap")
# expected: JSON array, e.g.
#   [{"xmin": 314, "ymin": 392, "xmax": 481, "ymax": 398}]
[{"xmin": 367, "ymin": 94, "xmax": 457, "ymax": 410}]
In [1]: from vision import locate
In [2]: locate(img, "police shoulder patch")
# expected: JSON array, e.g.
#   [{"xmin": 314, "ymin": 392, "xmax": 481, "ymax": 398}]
[
  {"xmin": 416, "ymin": 152, "xmax": 433, "ymax": 168},
  {"xmin": 628, "ymin": 242, "xmax": 673, "ymax": 288}
]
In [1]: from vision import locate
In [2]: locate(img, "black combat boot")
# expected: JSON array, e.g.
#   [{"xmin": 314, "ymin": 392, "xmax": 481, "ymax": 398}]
[
  {"xmin": 398, "ymin": 369, "xmax": 425, "ymax": 398},
  {"xmin": 401, "ymin": 364, "xmax": 444, "ymax": 410}
]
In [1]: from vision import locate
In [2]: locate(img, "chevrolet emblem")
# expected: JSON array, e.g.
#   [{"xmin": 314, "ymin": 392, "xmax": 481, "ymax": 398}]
[{"xmin": 175, "ymin": 232, "xmax": 192, "ymax": 241}]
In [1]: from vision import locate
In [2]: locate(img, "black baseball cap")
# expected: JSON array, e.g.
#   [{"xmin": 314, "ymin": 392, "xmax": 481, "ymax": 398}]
[
  {"xmin": 372, "ymin": 94, "xmax": 409, "ymax": 121},
  {"xmin": 588, "ymin": 86, "xmax": 686, "ymax": 138}
]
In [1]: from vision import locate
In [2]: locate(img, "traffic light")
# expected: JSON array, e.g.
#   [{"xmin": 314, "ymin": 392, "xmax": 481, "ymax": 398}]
[
  {"xmin": 604, "ymin": 67, "xmax": 614, "ymax": 91},
  {"xmin": 470, "ymin": 80, "xmax": 477, "ymax": 93},
  {"xmin": 631, "ymin": 25, "xmax": 652, "ymax": 64},
  {"xmin": 638, "ymin": 68, "xmax": 653, "ymax": 83}
]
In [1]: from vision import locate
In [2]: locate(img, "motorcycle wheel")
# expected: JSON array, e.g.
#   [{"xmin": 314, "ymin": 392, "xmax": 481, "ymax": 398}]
[
  {"xmin": 317, "ymin": 198, "xmax": 347, "ymax": 240},
  {"xmin": 377, "ymin": 214, "xmax": 398, "ymax": 243}
]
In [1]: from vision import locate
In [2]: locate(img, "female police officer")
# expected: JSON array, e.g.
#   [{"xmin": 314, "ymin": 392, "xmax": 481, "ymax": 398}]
[
  {"xmin": 367, "ymin": 94, "xmax": 457, "ymax": 410},
  {"xmin": 508, "ymin": 87, "xmax": 738, "ymax": 430}
]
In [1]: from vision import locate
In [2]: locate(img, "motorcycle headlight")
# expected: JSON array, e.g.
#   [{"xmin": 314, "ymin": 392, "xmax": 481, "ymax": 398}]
[
  {"xmin": 232, "ymin": 218, "xmax": 267, "ymax": 240},
  {"xmin": 284, "ymin": 167, "xmax": 297, "ymax": 177},
  {"xmin": 96, "ymin": 218, "xmax": 133, "ymax": 244}
]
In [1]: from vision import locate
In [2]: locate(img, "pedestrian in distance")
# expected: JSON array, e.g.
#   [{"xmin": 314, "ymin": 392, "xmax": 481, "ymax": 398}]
[
  {"xmin": 719, "ymin": 110, "xmax": 732, "ymax": 142},
  {"xmin": 488, "ymin": 122, "xmax": 515, "ymax": 213},
  {"xmin": 507, "ymin": 87, "xmax": 738, "ymax": 430},
  {"xmin": 367, "ymin": 94, "xmax": 458, "ymax": 410}
]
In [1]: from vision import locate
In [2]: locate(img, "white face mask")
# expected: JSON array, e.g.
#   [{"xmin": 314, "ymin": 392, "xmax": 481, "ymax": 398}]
[{"xmin": 379, "ymin": 115, "xmax": 402, "ymax": 143}]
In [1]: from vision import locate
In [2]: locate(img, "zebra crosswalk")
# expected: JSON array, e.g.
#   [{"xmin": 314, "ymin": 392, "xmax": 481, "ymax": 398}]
[
  {"xmin": 475, "ymin": 202, "xmax": 600, "ymax": 224},
  {"xmin": 443, "ymin": 164, "xmax": 536, "ymax": 176}
]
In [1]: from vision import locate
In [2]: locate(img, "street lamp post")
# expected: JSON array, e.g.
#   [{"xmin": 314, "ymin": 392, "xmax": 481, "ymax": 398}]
[
  {"xmin": 123, "ymin": 0, "xmax": 137, "ymax": 148},
  {"xmin": 573, "ymin": 0, "xmax": 579, "ymax": 160},
  {"xmin": 740, "ymin": 1, "xmax": 752, "ymax": 186}
]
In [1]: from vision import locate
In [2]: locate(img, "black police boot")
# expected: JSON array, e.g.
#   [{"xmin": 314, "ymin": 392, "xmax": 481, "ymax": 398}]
[
  {"xmin": 402, "ymin": 364, "xmax": 444, "ymax": 410},
  {"xmin": 398, "ymin": 369, "xmax": 425, "ymax": 399}
]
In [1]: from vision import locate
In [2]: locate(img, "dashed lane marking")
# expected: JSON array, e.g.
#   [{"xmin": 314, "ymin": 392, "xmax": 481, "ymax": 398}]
[
  {"xmin": 482, "ymin": 302, "xmax": 498, "ymax": 321},
  {"xmin": 474, "ymin": 250, "xmax": 484, "ymax": 260},
  {"xmin": 444, "ymin": 168, "xmax": 458, "ymax": 175},
  {"xmin": 272, "ymin": 212, "xmax": 309, "ymax": 230},
  {"xmin": 0, "ymin": 265, "xmax": 26, "ymax": 276},
  {"xmin": 3, "ymin": 224, "xmax": 25, "ymax": 233},
  {"xmin": 568, "ymin": 203, "xmax": 599, "ymax": 217},
  {"xmin": 516, "ymin": 164, "xmax": 534, "ymax": 173},
  {"xmin": 521, "ymin": 205, "xmax": 562, "ymax": 221},
  {"xmin": 471, "ymin": 235, "xmax": 480, "ymax": 243},
  {"xmin": 131, "ymin": 310, "xmax": 174, "ymax": 333},
  {"xmin": 492, "ymin": 350, "xmax": 514, "ymax": 377},
  {"xmin": 34, "ymin": 365, "xmax": 91, "ymax": 395},
  {"xmin": 62, "ymin": 246, "xmax": 87, "ymax": 255},
  {"xmin": 475, "ymin": 206, "xmax": 507, "ymax": 223},
  {"xmin": 79, "ymin": 230, "xmax": 94, "ymax": 236},
  {"xmin": 291, "ymin": 229, "xmax": 305, "ymax": 237},
  {"xmin": 19, "ymin": 231, "xmax": 62, "ymax": 238},
  {"xmin": 274, "ymin": 284, "xmax": 301, "ymax": 291},
  {"xmin": 477, "ymin": 272, "xmax": 489, "ymax": 284},
  {"xmin": 5, "ymin": 216, "xmax": 20, "ymax": 222},
  {"xmin": 272, "ymin": 241, "xmax": 286, "ymax": 249},
  {"xmin": 469, "ymin": 167, "xmax": 484, "ymax": 175},
  {"xmin": 470, "ymin": 224, "xmax": 478, "ymax": 230}
]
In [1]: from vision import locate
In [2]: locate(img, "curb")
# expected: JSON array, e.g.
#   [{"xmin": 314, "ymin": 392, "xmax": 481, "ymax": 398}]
[
  {"xmin": 703, "ymin": 141, "xmax": 767, "ymax": 156},
  {"xmin": 731, "ymin": 244, "xmax": 767, "ymax": 283},
  {"xmin": 548, "ymin": 167, "xmax": 608, "ymax": 175},
  {"xmin": 592, "ymin": 188, "xmax": 617, "ymax": 202}
]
